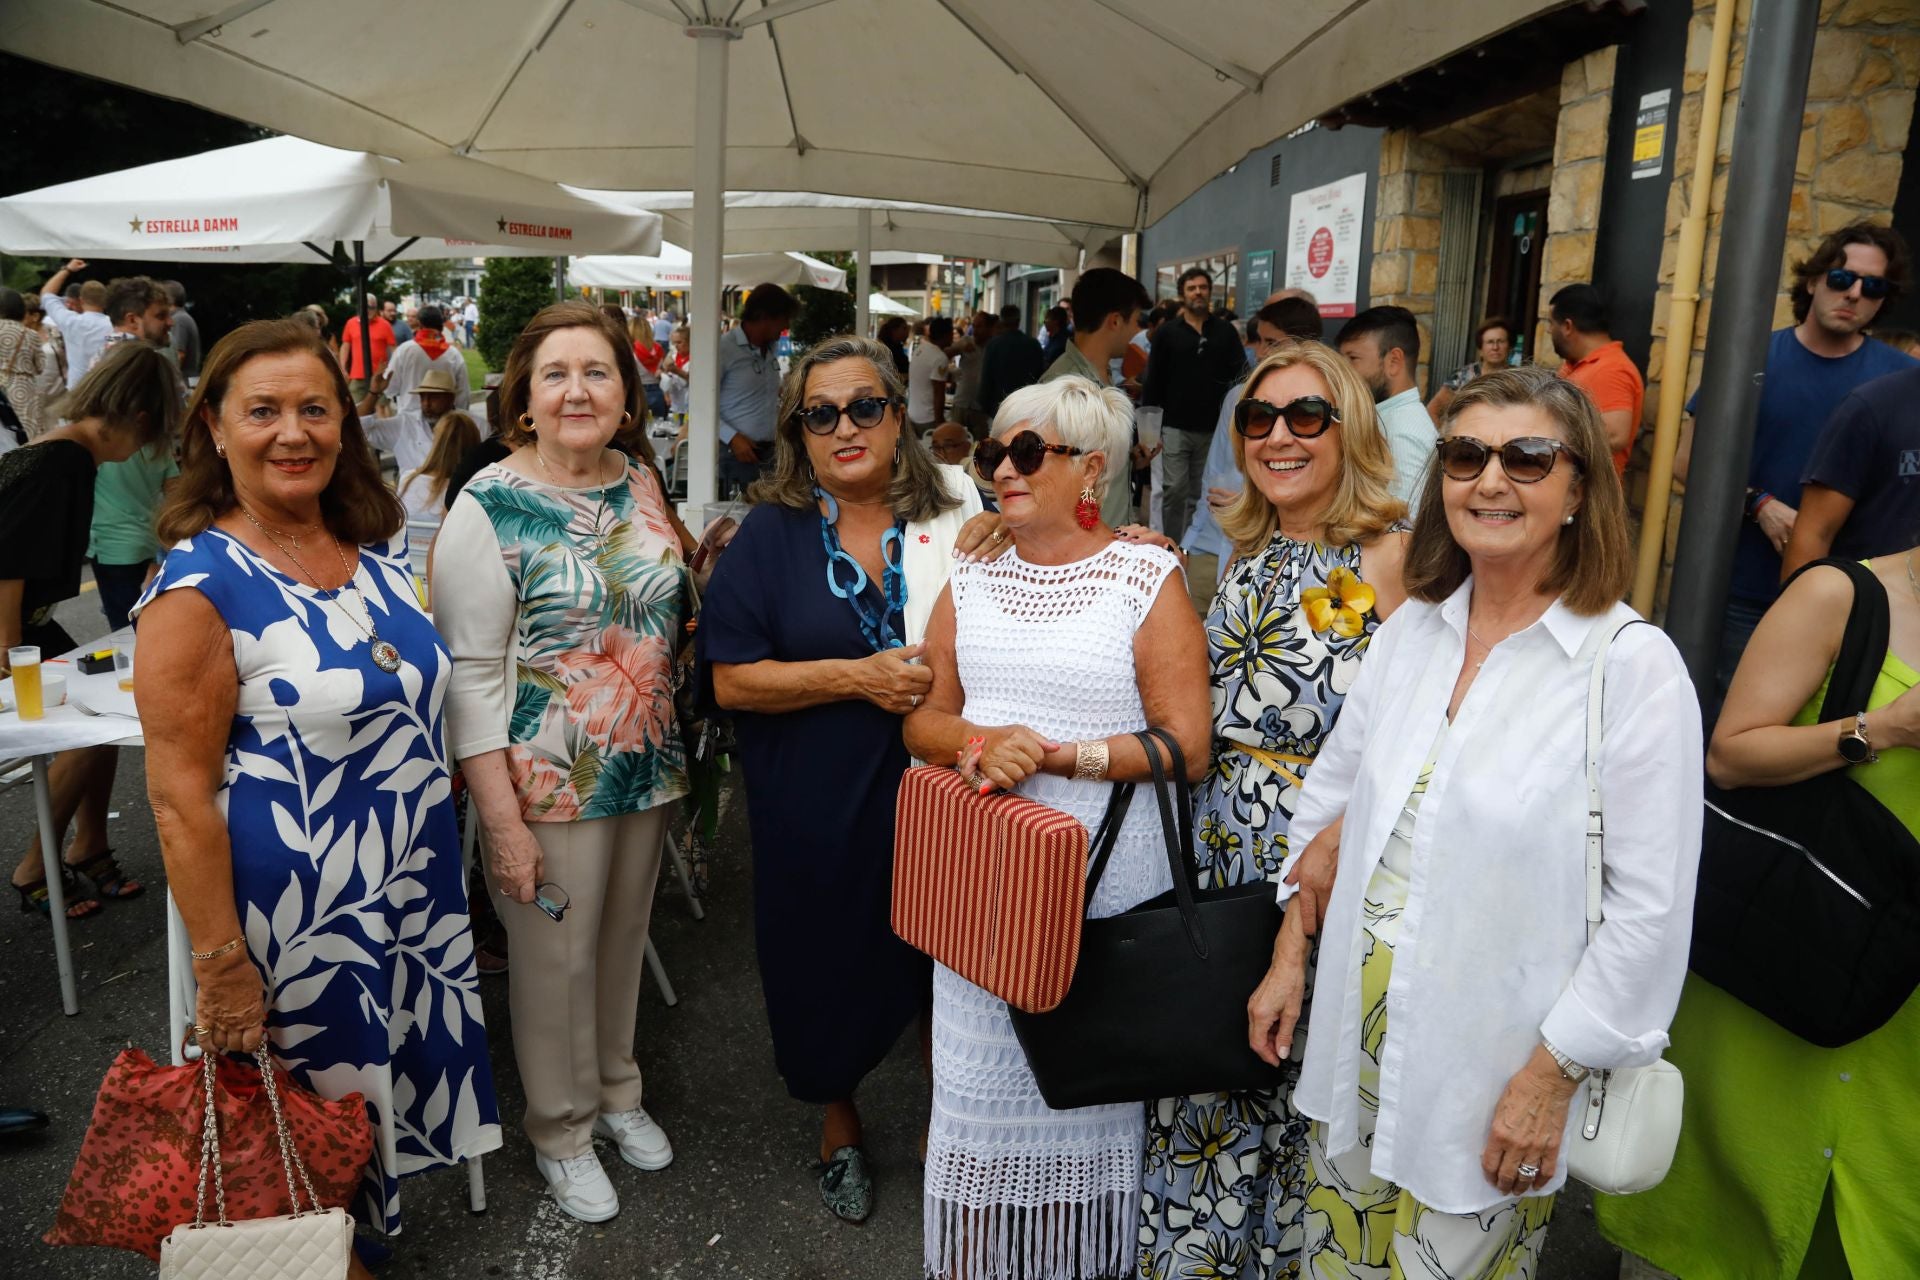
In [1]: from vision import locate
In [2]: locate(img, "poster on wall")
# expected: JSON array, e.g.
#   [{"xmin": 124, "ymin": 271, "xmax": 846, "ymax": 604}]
[
  {"xmin": 1245, "ymin": 249, "xmax": 1274, "ymax": 303},
  {"xmin": 1284, "ymin": 172, "xmax": 1366, "ymax": 318}
]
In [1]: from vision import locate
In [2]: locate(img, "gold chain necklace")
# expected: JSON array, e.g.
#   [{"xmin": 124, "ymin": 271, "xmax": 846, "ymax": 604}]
[{"xmin": 238, "ymin": 507, "xmax": 402, "ymax": 673}]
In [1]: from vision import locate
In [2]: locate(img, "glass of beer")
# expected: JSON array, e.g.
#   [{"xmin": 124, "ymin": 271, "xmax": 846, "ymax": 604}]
[
  {"xmin": 114, "ymin": 648, "xmax": 135, "ymax": 692},
  {"xmin": 9, "ymin": 646, "xmax": 43, "ymax": 720}
]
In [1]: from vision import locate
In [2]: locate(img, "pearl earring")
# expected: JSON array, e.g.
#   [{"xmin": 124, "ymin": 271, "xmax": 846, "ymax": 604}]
[{"xmin": 1562, "ymin": 514, "xmax": 1576, "ymax": 526}]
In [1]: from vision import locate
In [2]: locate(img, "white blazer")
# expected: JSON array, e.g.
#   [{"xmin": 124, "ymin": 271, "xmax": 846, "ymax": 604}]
[
  {"xmin": 900, "ymin": 463, "xmax": 984, "ymax": 645},
  {"xmin": 1283, "ymin": 578, "xmax": 1703, "ymax": 1213}
]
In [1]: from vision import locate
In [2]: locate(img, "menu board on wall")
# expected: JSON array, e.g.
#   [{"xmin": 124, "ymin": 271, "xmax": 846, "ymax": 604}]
[{"xmin": 1284, "ymin": 172, "xmax": 1367, "ymax": 318}]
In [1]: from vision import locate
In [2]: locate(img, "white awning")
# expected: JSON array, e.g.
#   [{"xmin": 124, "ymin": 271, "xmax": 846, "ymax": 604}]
[
  {"xmin": 570, "ymin": 245, "xmax": 847, "ymax": 292},
  {"xmin": 868, "ymin": 292, "xmax": 921, "ymax": 317}
]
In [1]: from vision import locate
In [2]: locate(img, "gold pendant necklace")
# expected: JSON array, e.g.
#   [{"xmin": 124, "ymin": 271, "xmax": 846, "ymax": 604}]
[{"xmin": 238, "ymin": 507, "xmax": 402, "ymax": 673}]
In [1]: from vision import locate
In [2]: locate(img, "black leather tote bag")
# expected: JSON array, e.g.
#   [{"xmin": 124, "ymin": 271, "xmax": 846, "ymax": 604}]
[
  {"xmin": 1010, "ymin": 727, "xmax": 1289, "ymax": 1108},
  {"xmin": 1694, "ymin": 559, "xmax": 1920, "ymax": 1048}
]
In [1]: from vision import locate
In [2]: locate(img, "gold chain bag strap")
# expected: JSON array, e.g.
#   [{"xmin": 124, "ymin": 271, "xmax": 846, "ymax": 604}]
[{"xmin": 158, "ymin": 1046, "xmax": 354, "ymax": 1280}]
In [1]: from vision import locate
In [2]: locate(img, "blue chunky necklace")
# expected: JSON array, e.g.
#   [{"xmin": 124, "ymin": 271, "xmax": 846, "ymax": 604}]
[{"xmin": 816, "ymin": 487, "xmax": 906, "ymax": 653}]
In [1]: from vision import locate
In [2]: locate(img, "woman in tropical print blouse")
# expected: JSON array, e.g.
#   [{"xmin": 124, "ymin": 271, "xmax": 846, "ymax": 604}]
[{"xmin": 435, "ymin": 302, "xmax": 687, "ymax": 1225}]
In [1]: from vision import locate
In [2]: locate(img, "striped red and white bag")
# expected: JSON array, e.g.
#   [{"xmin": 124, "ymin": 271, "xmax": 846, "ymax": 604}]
[{"xmin": 892, "ymin": 765, "xmax": 1113, "ymax": 1014}]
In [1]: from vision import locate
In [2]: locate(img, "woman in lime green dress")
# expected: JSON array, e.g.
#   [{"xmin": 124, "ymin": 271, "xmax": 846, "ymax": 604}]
[{"xmin": 1596, "ymin": 549, "xmax": 1920, "ymax": 1278}]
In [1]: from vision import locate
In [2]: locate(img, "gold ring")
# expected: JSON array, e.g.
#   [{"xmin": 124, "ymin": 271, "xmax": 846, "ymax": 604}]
[
  {"xmin": 192, "ymin": 1024, "xmax": 210, "ymax": 1037},
  {"xmin": 990, "ymin": 529, "xmax": 1004, "ymax": 542}
]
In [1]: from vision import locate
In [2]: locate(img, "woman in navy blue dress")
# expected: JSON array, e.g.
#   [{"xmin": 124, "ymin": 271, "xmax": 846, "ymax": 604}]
[{"xmin": 702, "ymin": 335, "xmax": 993, "ymax": 1222}]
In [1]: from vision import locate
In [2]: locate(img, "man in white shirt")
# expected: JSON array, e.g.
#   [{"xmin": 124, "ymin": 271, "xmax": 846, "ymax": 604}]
[
  {"xmin": 907, "ymin": 316, "xmax": 955, "ymax": 434},
  {"xmin": 383, "ymin": 305, "xmax": 470, "ymax": 417},
  {"xmin": 463, "ymin": 299, "xmax": 480, "ymax": 346},
  {"xmin": 36, "ymin": 259, "xmax": 114, "ymax": 389},
  {"xmin": 359, "ymin": 366, "xmax": 458, "ymax": 480},
  {"xmin": 1337, "ymin": 305, "xmax": 1435, "ymax": 514}
]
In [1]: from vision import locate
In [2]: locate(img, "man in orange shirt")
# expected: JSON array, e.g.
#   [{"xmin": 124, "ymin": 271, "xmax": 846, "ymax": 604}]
[
  {"xmin": 1549, "ymin": 284, "xmax": 1645, "ymax": 474},
  {"xmin": 338, "ymin": 291, "xmax": 397, "ymax": 400}
]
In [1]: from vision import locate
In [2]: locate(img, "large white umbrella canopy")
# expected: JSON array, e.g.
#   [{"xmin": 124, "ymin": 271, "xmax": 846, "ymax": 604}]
[
  {"xmin": 0, "ymin": 0, "xmax": 1558, "ymax": 514},
  {"xmin": 867, "ymin": 292, "xmax": 920, "ymax": 318},
  {"xmin": 0, "ymin": 134, "xmax": 663, "ymax": 263},
  {"xmin": 571, "ymin": 245, "xmax": 847, "ymax": 291},
  {"xmin": 598, "ymin": 191, "xmax": 1117, "ymax": 270}
]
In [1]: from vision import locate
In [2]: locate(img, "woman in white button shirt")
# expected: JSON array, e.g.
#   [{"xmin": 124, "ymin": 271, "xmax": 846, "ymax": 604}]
[{"xmin": 1246, "ymin": 366, "xmax": 1702, "ymax": 1278}]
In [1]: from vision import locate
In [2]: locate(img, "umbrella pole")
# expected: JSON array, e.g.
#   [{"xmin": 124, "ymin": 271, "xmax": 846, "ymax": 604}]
[
  {"xmin": 685, "ymin": 23, "xmax": 739, "ymax": 526},
  {"xmin": 855, "ymin": 209, "xmax": 872, "ymax": 337},
  {"xmin": 553, "ymin": 256, "xmax": 567, "ymax": 302},
  {"xmin": 354, "ymin": 241, "xmax": 374, "ymax": 393}
]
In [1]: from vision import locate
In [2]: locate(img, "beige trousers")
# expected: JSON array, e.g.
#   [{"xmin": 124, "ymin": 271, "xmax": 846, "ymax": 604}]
[{"xmin": 485, "ymin": 805, "xmax": 669, "ymax": 1159}]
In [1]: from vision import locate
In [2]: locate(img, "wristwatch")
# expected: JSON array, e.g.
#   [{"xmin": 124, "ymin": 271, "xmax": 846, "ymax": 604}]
[
  {"xmin": 1542, "ymin": 1039, "xmax": 1590, "ymax": 1083},
  {"xmin": 1838, "ymin": 711, "xmax": 1878, "ymax": 765}
]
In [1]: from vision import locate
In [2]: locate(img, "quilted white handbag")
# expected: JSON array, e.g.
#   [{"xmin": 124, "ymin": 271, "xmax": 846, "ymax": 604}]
[
  {"xmin": 1565, "ymin": 621, "xmax": 1685, "ymax": 1196},
  {"xmin": 158, "ymin": 1045, "xmax": 352, "ymax": 1280}
]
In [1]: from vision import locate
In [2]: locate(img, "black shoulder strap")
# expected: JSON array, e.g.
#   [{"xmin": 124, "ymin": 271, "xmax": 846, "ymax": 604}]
[{"xmin": 1785, "ymin": 558, "xmax": 1890, "ymax": 722}]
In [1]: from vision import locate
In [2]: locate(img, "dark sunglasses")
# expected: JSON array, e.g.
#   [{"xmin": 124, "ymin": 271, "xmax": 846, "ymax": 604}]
[
  {"xmin": 792, "ymin": 395, "xmax": 901, "ymax": 435},
  {"xmin": 973, "ymin": 430, "xmax": 1083, "ymax": 480},
  {"xmin": 1825, "ymin": 268, "xmax": 1890, "ymax": 300},
  {"xmin": 1436, "ymin": 435, "xmax": 1580, "ymax": 485},
  {"xmin": 533, "ymin": 881, "xmax": 570, "ymax": 924},
  {"xmin": 1234, "ymin": 395, "xmax": 1339, "ymax": 440}
]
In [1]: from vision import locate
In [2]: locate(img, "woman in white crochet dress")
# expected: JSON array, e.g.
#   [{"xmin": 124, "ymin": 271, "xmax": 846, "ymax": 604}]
[{"xmin": 904, "ymin": 375, "xmax": 1211, "ymax": 1280}]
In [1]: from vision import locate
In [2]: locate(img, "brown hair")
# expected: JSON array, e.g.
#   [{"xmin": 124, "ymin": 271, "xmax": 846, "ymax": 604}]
[
  {"xmin": 498, "ymin": 301, "xmax": 645, "ymax": 449},
  {"xmin": 1474, "ymin": 315, "xmax": 1513, "ymax": 345},
  {"xmin": 401, "ymin": 411, "xmax": 483, "ymax": 509},
  {"xmin": 47, "ymin": 341, "xmax": 183, "ymax": 449},
  {"xmin": 754, "ymin": 334, "xmax": 958, "ymax": 524},
  {"xmin": 156, "ymin": 319, "xmax": 403, "ymax": 545},
  {"xmin": 104, "ymin": 276, "xmax": 166, "ymax": 327},
  {"xmin": 1217, "ymin": 343, "xmax": 1406, "ymax": 555},
  {"xmin": 1403, "ymin": 365, "xmax": 1632, "ymax": 615},
  {"xmin": 1791, "ymin": 221, "xmax": 1910, "ymax": 323}
]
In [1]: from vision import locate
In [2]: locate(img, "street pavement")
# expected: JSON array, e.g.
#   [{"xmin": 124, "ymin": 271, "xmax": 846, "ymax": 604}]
[{"xmin": 0, "ymin": 583, "xmax": 1625, "ymax": 1279}]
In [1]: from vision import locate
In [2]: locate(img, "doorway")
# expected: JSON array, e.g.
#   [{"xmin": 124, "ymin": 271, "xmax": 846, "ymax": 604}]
[{"xmin": 1485, "ymin": 191, "xmax": 1548, "ymax": 361}]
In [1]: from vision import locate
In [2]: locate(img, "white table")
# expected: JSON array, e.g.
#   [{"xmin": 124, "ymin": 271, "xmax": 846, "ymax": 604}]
[{"xmin": 0, "ymin": 627, "xmax": 142, "ymax": 1016}]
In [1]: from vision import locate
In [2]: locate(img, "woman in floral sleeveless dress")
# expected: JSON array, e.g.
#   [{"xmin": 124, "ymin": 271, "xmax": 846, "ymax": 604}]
[{"xmin": 1134, "ymin": 343, "xmax": 1409, "ymax": 1280}]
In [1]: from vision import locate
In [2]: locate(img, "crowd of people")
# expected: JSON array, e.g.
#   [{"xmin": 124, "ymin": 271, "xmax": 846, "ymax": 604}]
[{"xmin": 1, "ymin": 212, "xmax": 1917, "ymax": 1280}]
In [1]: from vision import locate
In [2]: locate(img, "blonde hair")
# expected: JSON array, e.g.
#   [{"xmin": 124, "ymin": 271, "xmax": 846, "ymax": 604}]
[
  {"xmin": 1403, "ymin": 365, "xmax": 1633, "ymax": 615},
  {"xmin": 401, "ymin": 411, "xmax": 482, "ymax": 509},
  {"xmin": 1218, "ymin": 343, "xmax": 1406, "ymax": 554}
]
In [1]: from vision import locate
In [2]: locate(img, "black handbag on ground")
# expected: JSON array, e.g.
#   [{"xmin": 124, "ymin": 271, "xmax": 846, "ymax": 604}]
[
  {"xmin": 1009, "ymin": 727, "xmax": 1288, "ymax": 1109},
  {"xmin": 1693, "ymin": 558, "xmax": 1920, "ymax": 1048}
]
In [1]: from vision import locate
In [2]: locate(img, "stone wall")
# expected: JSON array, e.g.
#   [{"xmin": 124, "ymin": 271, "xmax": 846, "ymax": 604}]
[
  {"xmin": 1533, "ymin": 48, "xmax": 1619, "ymax": 364},
  {"xmin": 1368, "ymin": 130, "xmax": 1453, "ymax": 384}
]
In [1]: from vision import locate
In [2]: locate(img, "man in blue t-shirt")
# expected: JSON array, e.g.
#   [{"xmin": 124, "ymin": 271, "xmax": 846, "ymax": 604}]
[
  {"xmin": 1673, "ymin": 221, "xmax": 1911, "ymax": 693},
  {"xmin": 1784, "ymin": 361, "xmax": 1920, "ymax": 575}
]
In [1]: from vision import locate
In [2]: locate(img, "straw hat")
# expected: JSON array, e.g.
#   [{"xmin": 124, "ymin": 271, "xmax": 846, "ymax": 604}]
[{"xmin": 411, "ymin": 368, "xmax": 458, "ymax": 397}]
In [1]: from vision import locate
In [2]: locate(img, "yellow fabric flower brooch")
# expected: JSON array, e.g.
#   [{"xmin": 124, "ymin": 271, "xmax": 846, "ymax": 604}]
[{"xmin": 1301, "ymin": 566, "xmax": 1376, "ymax": 638}]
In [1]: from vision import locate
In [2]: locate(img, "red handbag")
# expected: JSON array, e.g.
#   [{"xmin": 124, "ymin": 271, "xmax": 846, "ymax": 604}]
[
  {"xmin": 892, "ymin": 764, "xmax": 1126, "ymax": 1013},
  {"xmin": 44, "ymin": 1045, "xmax": 374, "ymax": 1261}
]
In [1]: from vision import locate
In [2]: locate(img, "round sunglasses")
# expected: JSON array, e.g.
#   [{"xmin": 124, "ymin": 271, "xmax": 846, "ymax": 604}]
[
  {"xmin": 1233, "ymin": 395, "xmax": 1340, "ymax": 440},
  {"xmin": 792, "ymin": 395, "xmax": 902, "ymax": 435},
  {"xmin": 1825, "ymin": 268, "xmax": 1890, "ymax": 300},
  {"xmin": 1436, "ymin": 435, "xmax": 1581, "ymax": 485},
  {"xmin": 973, "ymin": 430, "xmax": 1084, "ymax": 481}
]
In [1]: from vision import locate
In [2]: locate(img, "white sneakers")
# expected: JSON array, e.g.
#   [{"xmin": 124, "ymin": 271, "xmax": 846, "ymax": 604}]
[
  {"xmin": 592, "ymin": 1107, "xmax": 675, "ymax": 1171},
  {"xmin": 534, "ymin": 1151, "xmax": 620, "ymax": 1223},
  {"xmin": 536, "ymin": 1110, "xmax": 675, "ymax": 1223}
]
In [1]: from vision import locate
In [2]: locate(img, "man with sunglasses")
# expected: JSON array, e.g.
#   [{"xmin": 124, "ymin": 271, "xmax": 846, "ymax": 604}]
[
  {"xmin": 1673, "ymin": 221, "xmax": 1911, "ymax": 693},
  {"xmin": 1143, "ymin": 267, "xmax": 1249, "ymax": 543}
]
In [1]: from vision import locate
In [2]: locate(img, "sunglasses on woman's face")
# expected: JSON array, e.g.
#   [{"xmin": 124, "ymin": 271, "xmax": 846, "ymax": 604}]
[
  {"xmin": 973, "ymin": 430, "xmax": 1083, "ymax": 481},
  {"xmin": 1825, "ymin": 268, "xmax": 1890, "ymax": 300},
  {"xmin": 1436, "ymin": 435, "xmax": 1580, "ymax": 485},
  {"xmin": 1234, "ymin": 395, "xmax": 1339, "ymax": 440},
  {"xmin": 792, "ymin": 395, "xmax": 900, "ymax": 435}
]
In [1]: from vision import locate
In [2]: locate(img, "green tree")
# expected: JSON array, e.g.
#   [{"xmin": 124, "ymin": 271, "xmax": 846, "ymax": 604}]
[
  {"xmin": 790, "ymin": 284, "xmax": 856, "ymax": 349},
  {"xmin": 476, "ymin": 257, "xmax": 555, "ymax": 370},
  {"xmin": 389, "ymin": 258, "xmax": 457, "ymax": 301}
]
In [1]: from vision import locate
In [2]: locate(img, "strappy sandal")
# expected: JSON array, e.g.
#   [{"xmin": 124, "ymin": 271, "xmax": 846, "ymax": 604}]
[
  {"xmin": 69, "ymin": 848, "xmax": 144, "ymax": 900},
  {"xmin": 12, "ymin": 869, "xmax": 101, "ymax": 919},
  {"xmin": 816, "ymin": 1145, "xmax": 874, "ymax": 1224}
]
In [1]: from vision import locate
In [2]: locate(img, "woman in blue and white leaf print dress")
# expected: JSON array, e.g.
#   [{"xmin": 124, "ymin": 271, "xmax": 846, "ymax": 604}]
[
  {"xmin": 136, "ymin": 321, "xmax": 500, "ymax": 1250},
  {"xmin": 1132, "ymin": 343, "xmax": 1407, "ymax": 1280}
]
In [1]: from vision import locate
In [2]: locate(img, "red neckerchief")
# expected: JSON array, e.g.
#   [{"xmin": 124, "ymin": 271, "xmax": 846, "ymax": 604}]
[{"xmin": 414, "ymin": 327, "xmax": 449, "ymax": 360}]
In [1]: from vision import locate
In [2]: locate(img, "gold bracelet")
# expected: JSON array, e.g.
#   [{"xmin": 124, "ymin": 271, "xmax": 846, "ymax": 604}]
[
  {"xmin": 1073, "ymin": 738, "xmax": 1110, "ymax": 782},
  {"xmin": 190, "ymin": 937, "xmax": 244, "ymax": 962}
]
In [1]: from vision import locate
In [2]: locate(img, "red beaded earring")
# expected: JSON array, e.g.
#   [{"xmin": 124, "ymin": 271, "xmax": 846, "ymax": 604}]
[{"xmin": 1076, "ymin": 485, "xmax": 1100, "ymax": 530}]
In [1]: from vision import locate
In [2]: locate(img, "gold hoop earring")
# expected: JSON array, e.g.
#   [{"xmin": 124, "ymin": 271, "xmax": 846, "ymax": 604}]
[
  {"xmin": 214, "ymin": 442, "xmax": 226, "ymax": 458},
  {"xmin": 519, "ymin": 413, "xmax": 536, "ymax": 431},
  {"xmin": 620, "ymin": 410, "xmax": 632, "ymax": 426}
]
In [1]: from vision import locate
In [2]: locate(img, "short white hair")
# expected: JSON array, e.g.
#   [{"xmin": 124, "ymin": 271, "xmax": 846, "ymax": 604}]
[{"xmin": 993, "ymin": 376, "xmax": 1132, "ymax": 480}]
